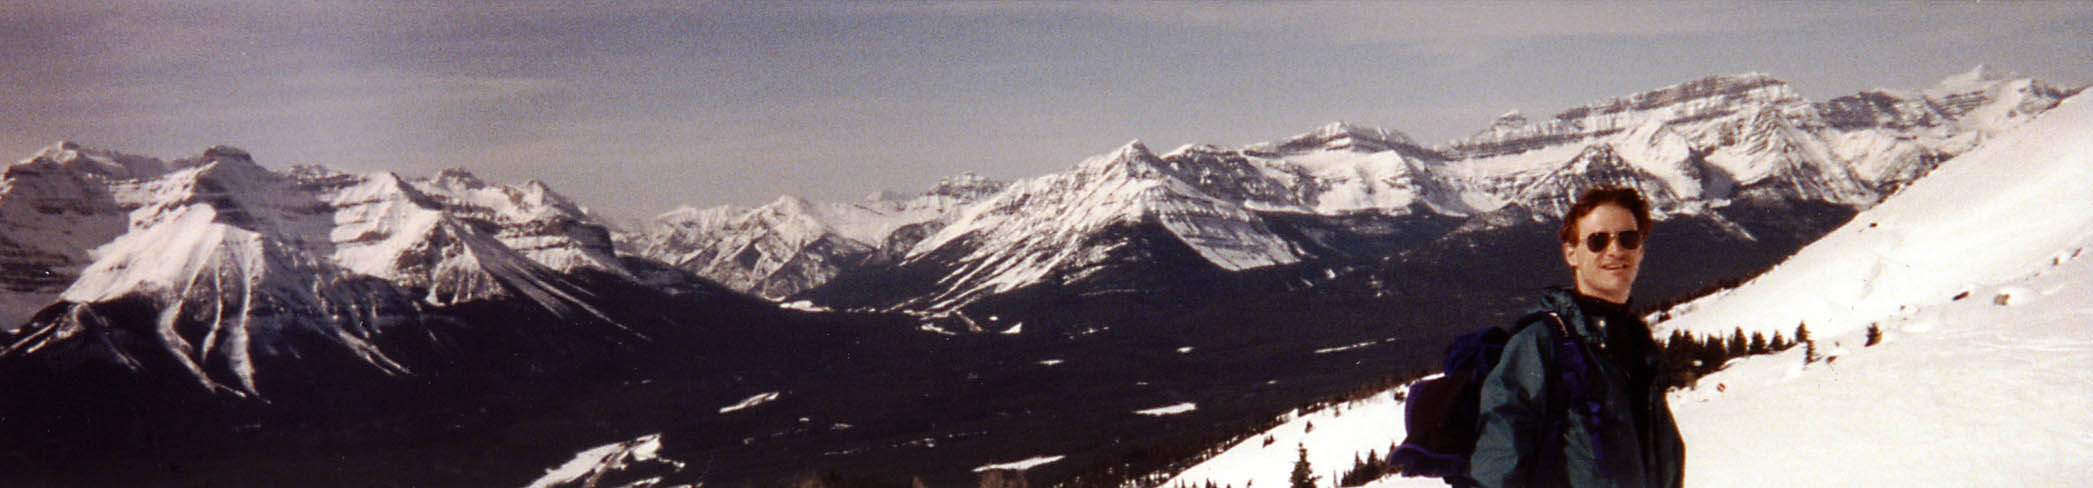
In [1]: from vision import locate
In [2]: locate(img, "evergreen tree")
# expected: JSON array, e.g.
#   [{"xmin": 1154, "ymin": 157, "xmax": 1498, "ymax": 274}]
[
  {"xmin": 1728, "ymin": 327, "xmax": 1749, "ymax": 358},
  {"xmin": 1339, "ymin": 450, "xmax": 1388, "ymax": 487},
  {"xmin": 1698, "ymin": 333, "xmax": 1727, "ymax": 373},
  {"xmin": 1866, "ymin": 323, "xmax": 1883, "ymax": 347},
  {"xmin": 1749, "ymin": 332, "xmax": 1769, "ymax": 355},
  {"xmin": 1664, "ymin": 330, "xmax": 1697, "ymax": 380},
  {"xmin": 1291, "ymin": 444, "xmax": 1319, "ymax": 488},
  {"xmin": 1798, "ymin": 322, "xmax": 1817, "ymax": 363}
]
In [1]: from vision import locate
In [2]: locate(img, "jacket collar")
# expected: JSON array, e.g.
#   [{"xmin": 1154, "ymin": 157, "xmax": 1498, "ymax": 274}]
[{"xmin": 1535, "ymin": 286, "xmax": 1609, "ymax": 342}]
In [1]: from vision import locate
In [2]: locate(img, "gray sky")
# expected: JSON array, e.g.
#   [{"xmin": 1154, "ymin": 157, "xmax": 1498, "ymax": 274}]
[{"xmin": 4, "ymin": 2, "xmax": 2088, "ymax": 220}]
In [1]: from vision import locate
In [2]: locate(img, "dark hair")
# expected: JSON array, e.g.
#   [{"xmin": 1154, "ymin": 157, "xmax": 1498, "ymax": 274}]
[{"xmin": 1558, "ymin": 186, "xmax": 1652, "ymax": 244}]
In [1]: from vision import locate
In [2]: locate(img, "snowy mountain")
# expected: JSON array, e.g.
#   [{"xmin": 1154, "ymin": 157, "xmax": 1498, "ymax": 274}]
[
  {"xmin": 1161, "ymin": 91, "xmax": 2093, "ymax": 488},
  {"xmin": 0, "ymin": 143, "xmax": 698, "ymax": 397},
  {"xmin": 0, "ymin": 143, "xmax": 158, "ymax": 329},
  {"xmin": 784, "ymin": 68, "xmax": 2075, "ymax": 317},
  {"xmin": 616, "ymin": 173, "xmax": 1006, "ymax": 300}
]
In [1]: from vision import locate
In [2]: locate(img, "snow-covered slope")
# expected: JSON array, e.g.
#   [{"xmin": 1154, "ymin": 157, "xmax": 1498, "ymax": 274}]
[
  {"xmin": 1655, "ymin": 89, "xmax": 2093, "ymax": 340},
  {"xmin": 0, "ymin": 144, "xmax": 651, "ymax": 396},
  {"xmin": 526, "ymin": 433, "xmax": 689, "ymax": 488},
  {"xmin": 1163, "ymin": 93, "xmax": 2093, "ymax": 488},
  {"xmin": 895, "ymin": 141, "xmax": 1319, "ymax": 310}
]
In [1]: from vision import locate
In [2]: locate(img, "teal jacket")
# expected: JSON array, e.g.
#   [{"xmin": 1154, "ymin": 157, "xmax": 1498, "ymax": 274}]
[{"xmin": 1468, "ymin": 288, "xmax": 1685, "ymax": 488}]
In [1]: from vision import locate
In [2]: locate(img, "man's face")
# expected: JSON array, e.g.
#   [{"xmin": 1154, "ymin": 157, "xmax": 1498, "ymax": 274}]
[{"xmin": 1562, "ymin": 203, "xmax": 1644, "ymax": 304}]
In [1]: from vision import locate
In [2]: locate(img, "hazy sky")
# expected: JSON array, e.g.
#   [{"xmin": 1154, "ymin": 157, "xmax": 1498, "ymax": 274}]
[{"xmin": 4, "ymin": 2, "xmax": 2088, "ymax": 220}]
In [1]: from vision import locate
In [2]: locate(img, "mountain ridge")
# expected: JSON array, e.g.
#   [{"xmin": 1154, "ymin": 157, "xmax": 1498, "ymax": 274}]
[{"xmin": 732, "ymin": 67, "xmax": 2074, "ymax": 316}]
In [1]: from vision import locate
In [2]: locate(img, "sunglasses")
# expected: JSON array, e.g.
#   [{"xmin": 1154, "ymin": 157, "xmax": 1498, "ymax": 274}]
[{"xmin": 1583, "ymin": 230, "xmax": 1642, "ymax": 252}]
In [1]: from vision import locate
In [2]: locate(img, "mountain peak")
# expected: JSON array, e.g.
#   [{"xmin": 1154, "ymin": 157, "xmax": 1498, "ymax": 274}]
[
  {"xmin": 1114, "ymin": 139, "xmax": 1155, "ymax": 159},
  {"xmin": 202, "ymin": 145, "xmax": 252, "ymax": 163},
  {"xmin": 431, "ymin": 167, "xmax": 487, "ymax": 189},
  {"xmin": 26, "ymin": 140, "xmax": 93, "ymax": 162},
  {"xmin": 1940, "ymin": 64, "xmax": 2011, "ymax": 87},
  {"xmin": 15, "ymin": 141, "xmax": 170, "ymax": 180},
  {"xmin": 1249, "ymin": 122, "xmax": 1436, "ymax": 160},
  {"xmin": 154, "ymin": 145, "xmax": 258, "ymax": 175},
  {"xmin": 34, "ymin": 140, "xmax": 83, "ymax": 157},
  {"xmin": 763, "ymin": 194, "xmax": 815, "ymax": 214},
  {"xmin": 1556, "ymin": 72, "xmax": 1795, "ymax": 121},
  {"xmin": 1072, "ymin": 140, "xmax": 1162, "ymax": 176},
  {"xmin": 928, "ymin": 172, "xmax": 1006, "ymax": 200},
  {"xmin": 1491, "ymin": 110, "xmax": 1529, "ymax": 129},
  {"xmin": 1284, "ymin": 122, "xmax": 1419, "ymax": 153}
]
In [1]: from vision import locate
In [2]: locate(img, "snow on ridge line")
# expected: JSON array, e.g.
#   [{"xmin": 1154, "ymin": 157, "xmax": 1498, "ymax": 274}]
[
  {"xmin": 1136, "ymin": 402, "xmax": 1198, "ymax": 416},
  {"xmin": 972, "ymin": 455, "xmax": 1067, "ymax": 473},
  {"xmin": 719, "ymin": 391, "xmax": 781, "ymax": 414}
]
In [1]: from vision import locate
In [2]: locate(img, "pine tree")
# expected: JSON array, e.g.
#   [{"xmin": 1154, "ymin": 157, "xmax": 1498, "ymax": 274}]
[
  {"xmin": 1728, "ymin": 327, "xmax": 1749, "ymax": 358},
  {"xmin": 1798, "ymin": 322, "xmax": 1816, "ymax": 363},
  {"xmin": 1698, "ymin": 333, "xmax": 1726, "ymax": 373},
  {"xmin": 1866, "ymin": 323, "xmax": 1883, "ymax": 347},
  {"xmin": 1291, "ymin": 444, "xmax": 1319, "ymax": 488},
  {"xmin": 1749, "ymin": 332, "xmax": 1769, "ymax": 354},
  {"xmin": 1664, "ymin": 330, "xmax": 1697, "ymax": 380}
]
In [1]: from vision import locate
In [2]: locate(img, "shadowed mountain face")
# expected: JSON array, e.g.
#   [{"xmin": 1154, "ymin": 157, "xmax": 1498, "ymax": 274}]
[{"xmin": 0, "ymin": 69, "xmax": 2078, "ymax": 488}]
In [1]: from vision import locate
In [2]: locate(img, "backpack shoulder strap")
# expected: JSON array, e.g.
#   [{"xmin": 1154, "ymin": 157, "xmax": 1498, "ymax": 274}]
[
  {"xmin": 1511, "ymin": 311, "xmax": 1573, "ymax": 341},
  {"xmin": 1522, "ymin": 309, "xmax": 1614, "ymax": 479}
]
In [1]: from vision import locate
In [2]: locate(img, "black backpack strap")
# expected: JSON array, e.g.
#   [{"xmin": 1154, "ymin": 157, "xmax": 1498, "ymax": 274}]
[
  {"xmin": 1517, "ymin": 311, "xmax": 1608, "ymax": 481},
  {"xmin": 1527, "ymin": 311, "xmax": 1615, "ymax": 480},
  {"xmin": 1513, "ymin": 311, "xmax": 1575, "ymax": 341}
]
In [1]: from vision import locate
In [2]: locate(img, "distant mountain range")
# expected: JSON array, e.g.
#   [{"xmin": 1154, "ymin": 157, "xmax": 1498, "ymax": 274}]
[{"xmin": 621, "ymin": 66, "xmax": 2075, "ymax": 320}]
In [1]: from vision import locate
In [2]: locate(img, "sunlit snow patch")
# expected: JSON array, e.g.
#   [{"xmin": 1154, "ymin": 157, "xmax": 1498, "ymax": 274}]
[
  {"xmin": 972, "ymin": 455, "xmax": 1067, "ymax": 472},
  {"xmin": 527, "ymin": 433, "xmax": 682, "ymax": 488},
  {"xmin": 781, "ymin": 300, "xmax": 830, "ymax": 312},
  {"xmin": 1136, "ymin": 402, "xmax": 1198, "ymax": 416},
  {"xmin": 1315, "ymin": 341, "xmax": 1377, "ymax": 354},
  {"xmin": 719, "ymin": 391, "xmax": 781, "ymax": 414},
  {"xmin": 1038, "ymin": 359, "xmax": 1064, "ymax": 366}
]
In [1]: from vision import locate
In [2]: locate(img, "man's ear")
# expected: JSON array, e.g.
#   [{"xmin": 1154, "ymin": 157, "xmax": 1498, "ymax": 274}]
[{"xmin": 1562, "ymin": 241, "xmax": 1578, "ymax": 268}]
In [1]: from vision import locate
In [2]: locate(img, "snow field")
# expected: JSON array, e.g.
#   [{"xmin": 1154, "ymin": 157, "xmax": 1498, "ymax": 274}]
[
  {"xmin": 1165, "ymin": 390, "xmax": 1431, "ymax": 488},
  {"xmin": 1670, "ymin": 260, "xmax": 2093, "ymax": 487}
]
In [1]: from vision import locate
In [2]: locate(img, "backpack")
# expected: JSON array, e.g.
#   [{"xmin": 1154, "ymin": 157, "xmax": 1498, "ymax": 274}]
[{"xmin": 1388, "ymin": 311, "xmax": 1588, "ymax": 481}]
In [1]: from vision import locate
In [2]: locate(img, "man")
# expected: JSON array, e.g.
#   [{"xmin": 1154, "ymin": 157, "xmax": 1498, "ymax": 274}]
[{"xmin": 1467, "ymin": 187, "xmax": 1686, "ymax": 487}]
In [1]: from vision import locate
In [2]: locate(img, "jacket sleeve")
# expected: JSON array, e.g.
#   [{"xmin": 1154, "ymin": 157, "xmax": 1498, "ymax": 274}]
[{"xmin": 1469, "ymin": 323, "xmax": 1552, "ymax": 488}]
